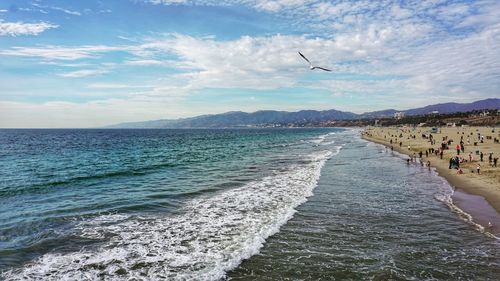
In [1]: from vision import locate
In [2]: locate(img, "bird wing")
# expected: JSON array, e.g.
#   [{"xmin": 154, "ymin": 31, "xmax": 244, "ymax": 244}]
[
  {"xmin": 312, "ymin": 66, "xmax": 332, "ymax": 72},
  {"xmin": 298, "ymin": 51, "xmax": 311, "ymax": 65}
]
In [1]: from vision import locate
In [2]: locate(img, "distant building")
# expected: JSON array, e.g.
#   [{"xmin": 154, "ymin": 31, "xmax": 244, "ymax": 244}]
[
  {"xmin": 394, "ymin": 112, "xmax": 405, "ymax": 119},
  {"xmin": 430, "ymin": 111, "xmax": 439, "ymax": 114}
]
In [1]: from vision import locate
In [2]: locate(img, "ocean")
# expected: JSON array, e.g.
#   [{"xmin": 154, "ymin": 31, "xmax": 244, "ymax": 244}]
[{"xmin": 0, "ymin": 128, "xmax": 498, "ymax": 280}]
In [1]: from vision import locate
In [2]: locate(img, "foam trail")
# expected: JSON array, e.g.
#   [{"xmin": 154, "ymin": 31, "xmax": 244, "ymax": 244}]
[
  {"xmin": 310, "ymin": 132, "xmax": 337, "ymax": 144},
  {"xmin": 433, "ymin": 179, "xmax": 499, "ymax": 240},
  {"xmin": 363, "ymin": 138, "xmax": 499, "ymax": 240},
  {"xmin": 2, "ymin": 148, "xmax": 341, "ymax": 280}
]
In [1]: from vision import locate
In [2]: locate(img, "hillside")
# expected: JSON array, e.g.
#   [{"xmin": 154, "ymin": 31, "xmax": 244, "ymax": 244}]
[{"xmin": 107, "ymin": 98, "xmax": 500, "ymax": 128}]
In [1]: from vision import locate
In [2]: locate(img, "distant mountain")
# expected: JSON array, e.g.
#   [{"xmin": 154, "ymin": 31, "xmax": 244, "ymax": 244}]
[
  {"xmin": 403, "ymin": 98, "xmax": 500, "ymax": 115},
  {"xmin": 108, "ymin": 109, "xmax": 357, "ymax": 128},
  {"xmin": 107, "ymin": 98, "xmax": 500, "ymax": 128},
  {"xmin": 358, "ymin": 109, "xmax": 398, "ymax": 119}
]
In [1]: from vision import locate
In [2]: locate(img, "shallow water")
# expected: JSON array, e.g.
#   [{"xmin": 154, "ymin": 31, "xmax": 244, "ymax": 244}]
[
  {"xmin": 229, "ymin": 137, "xmax": 500, "ymax": 280},
  {"xmin": 0, "ymin": 128, "xmax": 499, "ymax": 280}
]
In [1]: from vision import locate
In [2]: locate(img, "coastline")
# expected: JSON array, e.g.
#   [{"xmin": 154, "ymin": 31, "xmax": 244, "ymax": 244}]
[{"xmin": 361, "ymin": 128, "xmax": 500, "ymax": 237}]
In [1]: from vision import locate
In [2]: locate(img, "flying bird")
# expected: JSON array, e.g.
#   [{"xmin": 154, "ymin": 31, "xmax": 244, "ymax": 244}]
[{"xmin": 298, "ymin": 51, "xmax": 331, "ymax": 72}]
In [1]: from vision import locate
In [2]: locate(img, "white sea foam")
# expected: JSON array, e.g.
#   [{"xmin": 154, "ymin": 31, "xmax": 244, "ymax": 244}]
[
  {"xmin": 432, "ymin": 177, "xmax": 499, "ymax": 240},
  {"xmin": 310, "ymin": 132, "xmax": 337, "ymax": 144},
  {"xmin": 364, "ymin": 138, "xmax": 499, "ymax": 240},
  {"xmin": 2, "ymin": 148, "xmax": 341, "ymax": 280},
  {"xmin": 321, "ymin": 140, "xmax": 336, "ymax": 146},
  {"xmin": 309, "ymin": 135, "xmax": 326, "ymax": 144}
]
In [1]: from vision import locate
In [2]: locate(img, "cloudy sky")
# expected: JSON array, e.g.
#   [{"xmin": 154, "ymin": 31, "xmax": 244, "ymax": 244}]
[{"xmin": 1, "ymin": 0, "xmax": 499, "ymax": 127}]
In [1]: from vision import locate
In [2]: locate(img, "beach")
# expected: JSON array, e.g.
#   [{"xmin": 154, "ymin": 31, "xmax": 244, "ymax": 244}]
[{"xmin": 362, "ymin": 126, "xmax": 500, "ymax": 235}]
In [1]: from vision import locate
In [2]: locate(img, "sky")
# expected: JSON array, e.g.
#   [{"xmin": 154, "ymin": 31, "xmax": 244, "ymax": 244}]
[{"xmin": 0, "ymin": 0, "xmax": 499, "ymax": 128}]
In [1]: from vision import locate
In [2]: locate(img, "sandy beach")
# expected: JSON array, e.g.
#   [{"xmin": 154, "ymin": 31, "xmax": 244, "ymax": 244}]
[{"xmin": 362, "ymin": 126, "xmax": 500, "ymax": 235}]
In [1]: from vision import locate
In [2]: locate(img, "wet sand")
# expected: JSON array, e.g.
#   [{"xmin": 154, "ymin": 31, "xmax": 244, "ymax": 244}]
[{"xmin": 362, "ymin": 126, "xmax": 500, "ymax": 236}]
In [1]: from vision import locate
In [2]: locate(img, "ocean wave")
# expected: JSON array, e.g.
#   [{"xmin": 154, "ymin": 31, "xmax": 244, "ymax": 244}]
[
  {"xmin": 2, "ymin": 148, "xmax": 342, "ymax": 280},
  {"xmin": 0, "ymin": 162, "xmax": 181, "ymax": 198},
  {"xmin": 432, "ymin": 179, "xmax": 499, "ymax": 240},
  {"xmin": 309, "ymin": 132, "xmax": 337, "ymax": 145}
]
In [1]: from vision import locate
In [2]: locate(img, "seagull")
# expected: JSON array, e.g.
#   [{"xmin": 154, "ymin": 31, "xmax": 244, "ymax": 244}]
[{"xmin": 298, "ymin": 51, "xmax": 331, "ymax": 72}]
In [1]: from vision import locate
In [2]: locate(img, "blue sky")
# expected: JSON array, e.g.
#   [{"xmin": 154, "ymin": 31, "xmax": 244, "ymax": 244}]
[{"xmin": 0, "ymin": 0, "xmax": 499, "ymax": 127}]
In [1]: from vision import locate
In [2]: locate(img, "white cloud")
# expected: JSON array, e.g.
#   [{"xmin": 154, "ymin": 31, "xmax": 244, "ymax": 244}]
[
  {"xmin": 0, "ymin": 99, "xmax": 175, "ymax": 128},
  {"xmin": 391, "ymin": 4, "xmax": 412, "ymax": 19},
  {"xmin": 52, "ymin": 6, "xmax": 82, "ymax": 16},
  {"xmin": 458, "ymin": 0, "xmax": 500, "ymax": 28},
  {"xmin": 0, "ymin": 45, "xmax": 125, "ymax": 60},
  {"xmin": 148, "ymin": 0, "xmax": 189, "ymax": 4},
  {"xmin": 0, "ymin": 20, "xmax": 58, "ymax": 36},
  {"xmin": 59, "ymin": 69, "xmax": 110, "ymax": 78},
  {"xmin": 253, "ymin": 0, "xmax": 310, "ymax": 12},
  {"xmin": 31, "ymin": 2, "xmax": 82, "ymax": 16},
  {"xmin": 87, "ymin": 83, "xmax": 153, "ymax": 89},
  {"xmin": 125, "ymin": 59, "xmax": 169, "ymax": 66}
]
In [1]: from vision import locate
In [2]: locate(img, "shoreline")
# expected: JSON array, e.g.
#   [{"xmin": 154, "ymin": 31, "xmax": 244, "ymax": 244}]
[{"xmin": 361, "ymin": 130, "xmax": 500, "ymax": 237}]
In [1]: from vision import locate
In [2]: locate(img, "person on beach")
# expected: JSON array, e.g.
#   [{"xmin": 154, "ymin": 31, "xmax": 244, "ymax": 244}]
[
  {"xmin": 419, "ymin": 151, "xmax": 423, "ymax": 158},
  {"xmin": 480, "ymin": 152, "xmax": 484, "ymax": 162},
  {"xmin": 425, "ymin": 150, "xmax": 428, "ymax": 158},
  {"xmin": 494, "ymin": 158, "xmax": 498, "ymax": 167},
  {"xmin": 391, "ymin": 146, "xmax": 394, "ymax": 151},
  {"xmin": 449, "ymin": 157, "xmax": 453, "ymax": 169},
  {"xmin": 456, "ymin": 144, "xmax": 460, "ymax": 155},
  {"xmin": 489, "ymin": 153, "xmax": 493, "ymax": 165},
  {"xmin": 408, "ymin": 145, "xmax": 411, "ymax": 151},
  {"xmin": 427, "ymin": 161, "xmax": 431, "ymax": 170},
  {"xmin": 468, "ymin": 152, "xmax": 473, "ymax": 162},
  {"xmin": 476, "ymin": 163, "xmax": 481, "ymax": 174},
  {"xmin": 440, "ymin": 150, "xmax": 443, "ymax": 159}
]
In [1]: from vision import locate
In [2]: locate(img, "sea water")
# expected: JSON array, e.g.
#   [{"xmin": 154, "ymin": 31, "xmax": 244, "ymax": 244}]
[{"xmin": 0, "ymin": 128, "xmax": 498, "ymax": 280}]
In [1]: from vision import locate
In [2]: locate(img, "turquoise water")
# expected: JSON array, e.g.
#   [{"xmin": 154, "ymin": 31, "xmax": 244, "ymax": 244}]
[{"xmin": 0, "ymin": 128, "xmax": 499, "ymax": 280}]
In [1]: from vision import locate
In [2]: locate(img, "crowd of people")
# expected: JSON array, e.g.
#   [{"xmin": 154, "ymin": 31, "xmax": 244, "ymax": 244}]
[{"xmin": 363, "ymin": 127, "xmax": 499, "ymax": 176}]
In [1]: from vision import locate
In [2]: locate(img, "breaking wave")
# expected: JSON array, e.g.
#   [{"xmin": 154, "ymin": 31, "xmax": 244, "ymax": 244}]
[{"xmin": 2, "ymin": 148, "xmax": 342, "ymax": 280}]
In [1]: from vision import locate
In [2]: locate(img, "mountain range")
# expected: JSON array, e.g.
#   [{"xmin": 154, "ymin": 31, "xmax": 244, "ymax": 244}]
[{"xmin": 107, "ymin": 98, "xmax": 500, "ymax": 128}]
